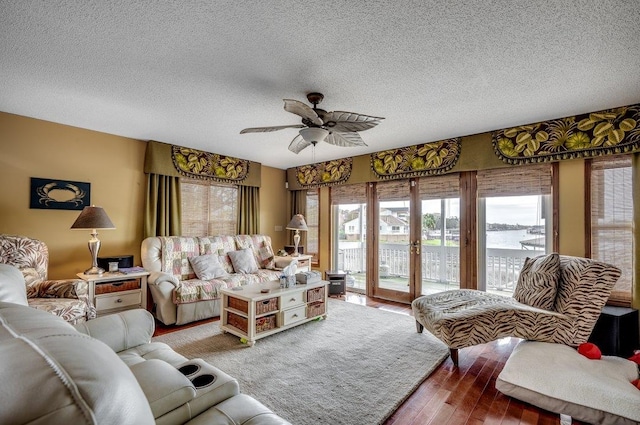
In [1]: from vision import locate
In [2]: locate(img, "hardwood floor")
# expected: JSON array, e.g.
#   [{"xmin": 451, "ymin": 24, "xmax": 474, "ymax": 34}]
[{"xmin": 153, "ymin": 293, "xmax": 577, "ymax": 425}]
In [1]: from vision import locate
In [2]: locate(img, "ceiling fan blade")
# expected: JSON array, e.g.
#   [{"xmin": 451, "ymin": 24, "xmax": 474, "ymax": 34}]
[
  {"xmin": 240, "ymin": 124, "xmax": 305, "ymax": 134},
  {"xmin": 325, "ymin": 132, "xmax": 368, "ymax": 148},
  {"xmin": 283, "ymin": 99, "xmax": 323, "ymax": 126},
  {"xmin": 323, "ymin": 111, "xmax": 384, "ymax": 133},
  {"xmin": 288, "ymin": 134, "xmax": 313, "ymax": 154}
]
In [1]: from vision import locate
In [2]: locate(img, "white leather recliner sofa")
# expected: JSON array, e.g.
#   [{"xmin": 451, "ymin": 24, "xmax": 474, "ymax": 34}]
[{"xmin": 0, "ymin": 263, "xmax": 290, "ymax": 425}]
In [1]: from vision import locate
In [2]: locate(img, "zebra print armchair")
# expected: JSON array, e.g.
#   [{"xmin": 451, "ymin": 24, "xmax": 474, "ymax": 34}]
[
  {"xmin": 412, "ymin": 254, "xmax": 621, "ymax": 366},
  {"xmin": 0, "ymin": 234, "xmax": 96, "ymax": 323}
]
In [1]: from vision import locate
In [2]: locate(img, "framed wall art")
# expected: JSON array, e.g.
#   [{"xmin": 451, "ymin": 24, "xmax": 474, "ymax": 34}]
[{"xmin": 30, "ymin": 177, "xmax": 91, "ymax": 210}]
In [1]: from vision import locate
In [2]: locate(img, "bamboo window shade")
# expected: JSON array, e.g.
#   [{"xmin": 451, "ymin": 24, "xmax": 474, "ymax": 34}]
[
  {"xmin": 418, "ymin": 173, "xmax": 460, "ymax": 199},
  {"xmin": 331, "ymin": 184, "xmax": 368, "ymax": 205},
  {"xmin": 590, "ymin": 155, "xmax": 633, "ymax": 306},
  {"xmin": 181, "ymin": 178, "xmax": 238, "ymax": 236},
  {"xmin": 376, "ymin": 180, "xmax": 410, "ymax": 201},
  {"xmin": 477, "ymin": 164, "xmax": 552, "ymax": 197}
]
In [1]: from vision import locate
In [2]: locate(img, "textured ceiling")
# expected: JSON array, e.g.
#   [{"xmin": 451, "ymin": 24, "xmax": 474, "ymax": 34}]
[{"xmin": 1, "ymin": 1, "xmax": 639, "ymax": 169}]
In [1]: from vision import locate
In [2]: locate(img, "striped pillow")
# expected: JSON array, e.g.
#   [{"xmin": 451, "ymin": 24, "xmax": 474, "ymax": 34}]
[{"xmin": 513, "ymin": 253, "xmax": 560, "ymax": 310}]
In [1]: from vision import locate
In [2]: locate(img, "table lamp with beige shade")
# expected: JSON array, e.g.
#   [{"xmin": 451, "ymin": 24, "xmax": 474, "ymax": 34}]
[
  {"xmin": 286, "ymin": 214, "xmax": 308, "ymax": 257},
  {"xmin": 71, "ymin": 205, "xmax": 115, "ymax": 275}
]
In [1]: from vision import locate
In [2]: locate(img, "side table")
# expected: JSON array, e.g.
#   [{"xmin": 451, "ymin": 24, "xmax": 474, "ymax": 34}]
[
  {"xmin": 325, "ymin": 270, "xmax": 347, "ymax": 296},
  {"xmin": 588, "ymin": 306, "xmax": 639, "ymax": 358},
  {"xmin": 274, "ymin": 254, "xmax": 313, "ymax": 273},
  {"xmin": 77, "ymin": 271, "xmax": 149, "ymax": 316}
]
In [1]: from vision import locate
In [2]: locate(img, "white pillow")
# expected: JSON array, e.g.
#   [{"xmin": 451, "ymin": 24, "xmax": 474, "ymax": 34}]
[
  {"xmin": 228, "ymin": 248, "xmax": 259, "ymax": 274},
  {"xmin": 189, "ymin": 254, "xmax": 228, "ymax": 280}
]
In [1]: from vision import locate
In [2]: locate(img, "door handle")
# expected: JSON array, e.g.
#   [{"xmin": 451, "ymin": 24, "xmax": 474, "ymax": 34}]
[{"xmin": 410, "ymin": 240, "xmax": 421, "ymax": 255}]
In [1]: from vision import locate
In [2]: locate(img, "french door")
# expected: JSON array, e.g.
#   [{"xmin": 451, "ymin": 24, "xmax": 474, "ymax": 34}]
[
  {"xmin": 371, "ymin": 178, "xmax": 461, "ymax": 303},
  {"xmin": 371, "ymin": 180, "xmax": 418, "ymax": 302}
]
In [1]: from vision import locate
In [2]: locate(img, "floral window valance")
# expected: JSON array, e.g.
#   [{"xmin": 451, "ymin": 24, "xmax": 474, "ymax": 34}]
[
  {"xmin": 371, "ymin": 138, "xmax": 461, "ymax": 180},
  {"xmin": 493, "ymin": 104, "xmax": 640, "ymax": 164},
  {"xmin": 171, "ymin": 146, "xmax": 249, "ymax": 183},
  {"xmin": 295, "ymin": 158, "xmax": 352, "ymax": 188},
  {"xmin": 144, "ymin": 141, "xmax": 261, "ymax": 186}
]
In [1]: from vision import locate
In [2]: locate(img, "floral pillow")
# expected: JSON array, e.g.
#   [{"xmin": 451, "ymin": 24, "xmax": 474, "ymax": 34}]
[
  {"xmin": 234, "ymin": 235, "xmax": 276, "ymax": 269},
  {"xmin": 228, "ymin": 248, "xmax": 259, "ymax": 274},
  {"xmin": 513, "ymin": 253, "xmax": 560, "ymax": 310},
  {"xmin": 189, "ymin": 254, "xmax": 228, "ymax": 280},
  {"xmin": 256, "ymin": 242, "xmax": 276, "ymax": 269}
]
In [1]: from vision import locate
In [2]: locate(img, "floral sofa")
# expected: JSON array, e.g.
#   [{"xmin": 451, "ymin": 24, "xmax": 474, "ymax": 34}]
[
  {"xmin": 0, "ymin": 234, "xmax": 96, "ymax": 323},
  {"xmin": 141, "ymin": 235, "xmax": 283, "ymax": 325}
]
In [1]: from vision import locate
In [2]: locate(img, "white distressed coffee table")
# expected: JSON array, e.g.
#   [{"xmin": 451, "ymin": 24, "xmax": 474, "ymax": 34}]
[{"xmin": 220, "ymin": 280, "xmax": 328, "ymax": 346}]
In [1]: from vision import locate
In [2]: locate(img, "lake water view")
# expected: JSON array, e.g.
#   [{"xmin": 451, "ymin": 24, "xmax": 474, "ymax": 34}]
[
  {"xmin": 486, "ymin": 229, "xmax": 545, "ymax": 250},
  {"xmin": 339, "ymin": 229, "xmax": 545, "ymax": 251}
]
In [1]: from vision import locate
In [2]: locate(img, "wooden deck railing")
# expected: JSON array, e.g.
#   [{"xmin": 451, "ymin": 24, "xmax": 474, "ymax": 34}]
[{"xmin": 338, "ymin": 244, "xmax": 536, "ymax": 293}]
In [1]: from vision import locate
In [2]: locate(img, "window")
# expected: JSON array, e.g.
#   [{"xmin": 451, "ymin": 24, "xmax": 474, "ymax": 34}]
[
  {"xmin": 477, "ymin": 164, "xmax": 553, "ymax": 295},
  {"xmin": 181, "ymin": 178, "xmax": 238, "ymax": 236},
  {"xmin": 589, "ymin": 155, "xmax": 633, "ymax": 306},
  {"xmin": 306, "ymin": 189, "xmax": 319, "ymax": 264},
  {"xmin": 331, "ymin": 184, "xmax": 368, "ymax": 293},
  {"xmin": 418, "ymin": 174, "xmax": 461, "ymax": 295}
]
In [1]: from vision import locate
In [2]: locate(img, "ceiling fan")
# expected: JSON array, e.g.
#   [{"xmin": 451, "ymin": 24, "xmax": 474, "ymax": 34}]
[{"xmin": 240, "ymin": 92, "xmax": 384, "ymax": 154}]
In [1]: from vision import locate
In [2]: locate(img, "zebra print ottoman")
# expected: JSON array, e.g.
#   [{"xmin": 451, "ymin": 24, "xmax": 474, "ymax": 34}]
[{"xmin": 412, "ymin": 255, "xmax": 621, "ymax": 366}]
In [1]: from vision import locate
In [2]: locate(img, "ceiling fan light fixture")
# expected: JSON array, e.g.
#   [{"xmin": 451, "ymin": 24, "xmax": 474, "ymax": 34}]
[{"xmin": 299, "ymin": 127, "xmax": 329, "ymax": 143}]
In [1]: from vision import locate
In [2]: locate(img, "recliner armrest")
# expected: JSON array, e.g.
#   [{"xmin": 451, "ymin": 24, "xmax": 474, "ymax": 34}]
[
  {"xmin": 130, "ymin": 359, "xmax": 196, "ymax": 419},
  {"xmin": 33, "ymin": 278, "xmax": 89, "ymax": 298},
  {"xmin": 148, "ymin": 271, "xmax": 180, "ymax": 288},
  {"xmin": 74, "ymin": 308, "xmax": 155, "ymax": 352}
]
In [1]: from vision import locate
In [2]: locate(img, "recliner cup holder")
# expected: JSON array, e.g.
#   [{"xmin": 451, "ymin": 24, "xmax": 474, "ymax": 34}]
[
  {"xmin": 191, "ymin": 374, "xmax": 216, "ymax": 388},
  {"xmin": 178, "ymin": 363, "xmax": 200, "ymax": 377}
]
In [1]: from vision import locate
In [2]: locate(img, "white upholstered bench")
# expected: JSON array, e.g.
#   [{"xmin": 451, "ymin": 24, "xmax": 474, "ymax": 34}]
[{"xmin": 496, "ymin": 341, "xmax": 640, "ymax": 425}]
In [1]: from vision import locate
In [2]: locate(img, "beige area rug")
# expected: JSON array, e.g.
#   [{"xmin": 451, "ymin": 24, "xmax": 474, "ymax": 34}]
[{"xmin": 153, "ymin": 299, "xmax": 448, "ymax": 425}]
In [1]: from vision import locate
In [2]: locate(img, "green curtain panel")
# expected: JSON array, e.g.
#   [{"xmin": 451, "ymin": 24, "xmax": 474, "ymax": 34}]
[
  {"xmin": 144, "ymin": 174, "xmax": 182, "ymax": 238},
  {"xmin": 237, "ymin": 185, "xmax": 260, "ymax": 234}
]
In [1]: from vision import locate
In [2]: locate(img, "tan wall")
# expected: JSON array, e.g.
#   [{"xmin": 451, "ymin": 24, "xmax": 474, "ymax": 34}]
[
  {"xmin": 0, "ymin": 112, "xmax": 147, "ymax": 279},
  {"xmin": 558, "ymin": 159, "xmax": 586, "ymax": 256},
  {"xmin": 259, "ymin": 166, "xmax": 288, "ymax": 250},
  {"xmin": 0, "ymin": 112, "xmax": 288, "ymax": 279}
]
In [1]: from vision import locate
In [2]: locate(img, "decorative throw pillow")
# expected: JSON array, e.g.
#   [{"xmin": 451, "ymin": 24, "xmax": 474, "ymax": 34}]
[
  {"xmin": 513, "ymin": 252, "xmax": 560, "ymax": 310},
  {"xmin": 228, "ymin": 248, "xmax": 259, "ymax": 274},
  {"xmin": 256, "ymin": 242, "xmax": 276, "ymax": 269},
  {"xmin": 189, "ymin": 254, "xmax": 228, "ymax": 280}
]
